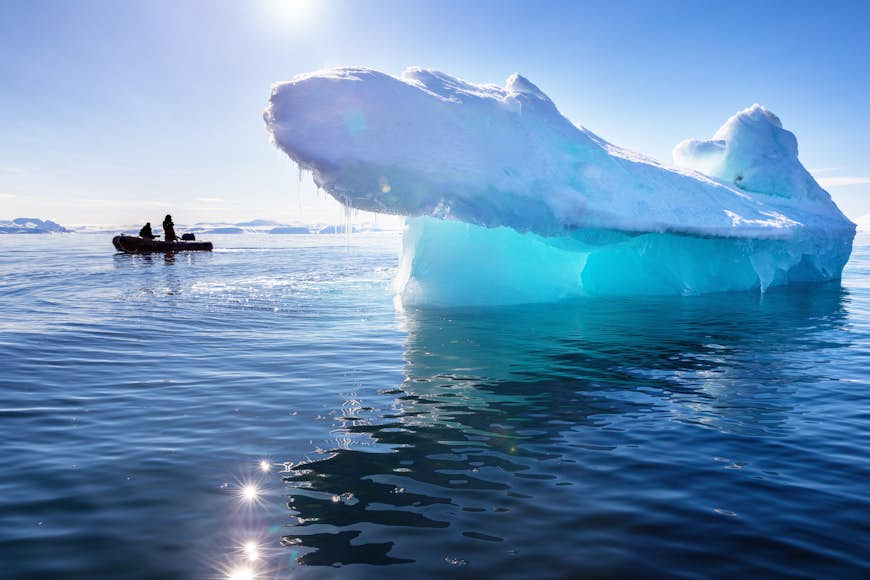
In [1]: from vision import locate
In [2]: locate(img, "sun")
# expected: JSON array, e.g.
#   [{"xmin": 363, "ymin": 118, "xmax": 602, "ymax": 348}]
[{"xmin": 267, "ymin": 0, "xmax": 318, "ymax": 25}]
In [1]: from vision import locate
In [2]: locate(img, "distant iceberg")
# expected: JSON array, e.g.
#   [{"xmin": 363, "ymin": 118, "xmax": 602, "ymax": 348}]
[
  {"xmin": 0, "ymin": 218, "xmax": 69, "ymax": 234},
  {"xmin": 269, "ymin": 225, "xmax": 311, "ymax": 234},
  {"xmin": 265, "ymin": 68, "xmax": 855, "ymax": 306}
]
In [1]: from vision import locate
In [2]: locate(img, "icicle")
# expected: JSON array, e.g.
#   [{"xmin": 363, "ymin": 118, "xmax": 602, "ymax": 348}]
[
  {"xmin": 297, "ymin": 164, "xmax": 303, "ymax": 210},
  {"xmin": 344, "ymin": 200, "xmax": 353, "ymax": 248},
  {"xmin": 296, "ymin": 163, "xmax": 303, "ymax": 214}
]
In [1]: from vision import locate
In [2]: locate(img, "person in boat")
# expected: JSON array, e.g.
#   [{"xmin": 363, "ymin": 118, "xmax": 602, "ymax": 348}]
[
  {"xmin": 162, "ymin": 214, "xmax": 178, "ymax": 242},
  {"xmin": 138, "ymin": 222, "xmax": 158, "ymax": 240}
]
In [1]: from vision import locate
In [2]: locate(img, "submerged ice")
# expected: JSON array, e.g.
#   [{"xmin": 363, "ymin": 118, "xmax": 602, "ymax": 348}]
[{"xmin": 264, "ymin": 67, "xmax": 855, "ymax": 305}]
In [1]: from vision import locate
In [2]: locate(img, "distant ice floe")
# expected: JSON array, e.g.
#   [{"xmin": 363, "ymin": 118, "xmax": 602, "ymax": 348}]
[
  {"xmin": 66, "ymin": 220, "xmax": 396, "ymax": 236},
  {"xmin": 264, "ymin": 67, "xmax": 856, "ymax": 305}
]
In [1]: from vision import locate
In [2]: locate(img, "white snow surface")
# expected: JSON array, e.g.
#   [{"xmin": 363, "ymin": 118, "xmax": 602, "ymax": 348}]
[
  {"xmin": 264, "ymin": 67, "xmax": 855, "ymax": 304},
  {"xmin": 265, "ymin": 67, "xmax": 853, "ymax": 240},
  {"xmin": 0, "ymin": 218, "xmax": 69, "ymax": 234}
]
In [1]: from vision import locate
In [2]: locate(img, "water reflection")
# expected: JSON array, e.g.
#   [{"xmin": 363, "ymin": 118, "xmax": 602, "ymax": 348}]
[
  {"xmin": 112, "ymin": 251, "xmax": 202, "ymax": 296},
  {"xmin": 281, "ymin": 285, "xmax": 856, "ymax": 574}
]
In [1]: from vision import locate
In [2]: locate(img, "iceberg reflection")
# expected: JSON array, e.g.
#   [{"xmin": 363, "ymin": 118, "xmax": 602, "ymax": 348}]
[{"xmin": 281, "ymin": 285, "xmax": 857, "ymax": 574}]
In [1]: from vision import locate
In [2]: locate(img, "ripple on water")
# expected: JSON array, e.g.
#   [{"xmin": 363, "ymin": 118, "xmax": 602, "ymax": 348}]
[{"xmin": 0, "ymin": 233, "xmax": 868, "ymax": 578}]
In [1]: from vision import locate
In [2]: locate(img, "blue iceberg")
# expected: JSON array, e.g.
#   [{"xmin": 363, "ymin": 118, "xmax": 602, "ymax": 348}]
[{"xmin": 264, "ymin": 68, "xmax": 855, "ymax": 306}]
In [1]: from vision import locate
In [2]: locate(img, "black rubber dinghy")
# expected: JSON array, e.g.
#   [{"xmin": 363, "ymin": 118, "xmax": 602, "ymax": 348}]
[{"xmin": 113, "ymin": 235, "xmax": 213, "ymax": 253}]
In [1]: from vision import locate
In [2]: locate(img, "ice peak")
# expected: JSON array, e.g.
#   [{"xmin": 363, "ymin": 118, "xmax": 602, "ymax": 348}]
[
  {"xmin": 738, "ymin": 103, "xmax": 783, "ymax": 129},
  {"xmin": 673, "ymin": 104, "xmax": 825, "ymax": 201},
  {"xmin": 506, "ymin": 73, "xmax": 549, "ymax": 101}
]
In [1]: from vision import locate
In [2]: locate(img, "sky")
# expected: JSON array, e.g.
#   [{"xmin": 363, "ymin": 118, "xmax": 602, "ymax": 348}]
[{"xmin": 1, "ymin": 0, "xmax": 869, "ymax": 226}]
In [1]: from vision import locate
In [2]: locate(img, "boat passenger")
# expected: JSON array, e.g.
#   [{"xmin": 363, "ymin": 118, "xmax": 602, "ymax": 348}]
[
  {"xmin": 162, "ymin": 214, "xmax": 178, "ymax": 242},
  {"xmin": 138, "ymin": 222, "xmax": 158, "ymax": 240}
]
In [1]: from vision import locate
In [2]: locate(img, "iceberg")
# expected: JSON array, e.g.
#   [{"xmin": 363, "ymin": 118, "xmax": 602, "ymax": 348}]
[
  {"xmin": 0, "ymin": 218, "xmax": 69, "ymax": 234},
  {"xmin": 264, "ymin": 68, "xmax": 855, "ymax": 306}
]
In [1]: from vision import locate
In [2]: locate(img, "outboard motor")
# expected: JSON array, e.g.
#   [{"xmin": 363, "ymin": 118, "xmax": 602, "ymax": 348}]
[{"xmin": 181, "ymin": 233, "xmax": 196, "ymax": 241}]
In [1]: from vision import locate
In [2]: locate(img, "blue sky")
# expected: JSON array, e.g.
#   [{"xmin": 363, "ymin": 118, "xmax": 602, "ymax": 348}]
[{"xmin": 1, "ymin": 0, "xmax": 869, "ymax": 225}]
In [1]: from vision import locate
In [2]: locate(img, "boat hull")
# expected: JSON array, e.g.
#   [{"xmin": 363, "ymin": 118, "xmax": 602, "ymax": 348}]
[{"xmin": 113, "ymin": 235, "xmax": 213, "ymax": 253}]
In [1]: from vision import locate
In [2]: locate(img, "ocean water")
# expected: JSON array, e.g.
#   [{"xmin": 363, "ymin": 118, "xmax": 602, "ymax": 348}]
[{"xmin": 0, "ymin": 232, "xmax": 868, "ymax": 579}]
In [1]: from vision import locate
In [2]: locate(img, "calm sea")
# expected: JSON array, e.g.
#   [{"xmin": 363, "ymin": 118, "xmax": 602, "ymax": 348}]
[{"xmin": 1, "ymin": 232, "xmax": 868, "ymax": 579}]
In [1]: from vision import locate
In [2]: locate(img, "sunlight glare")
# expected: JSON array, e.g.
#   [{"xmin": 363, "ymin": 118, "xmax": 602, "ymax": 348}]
[
  {"xmin": 244, "ymin": 540, "xmax": 260, "ymax": 562},
  {"xmin": 228, "ymin": 565, "xmax": 255, "ymax": 580},
  {"xmin": 267, "ymin": 0, "xmax": 318, "ymax": 26},
  {"xmin": 241, "ymin": 483, "xmax": 259, "ymax": 502}
]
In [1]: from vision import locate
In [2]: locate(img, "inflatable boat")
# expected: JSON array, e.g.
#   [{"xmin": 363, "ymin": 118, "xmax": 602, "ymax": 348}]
[{"xmin": 113, "ymin": 234, "xmax": 213, "ymax": 253}]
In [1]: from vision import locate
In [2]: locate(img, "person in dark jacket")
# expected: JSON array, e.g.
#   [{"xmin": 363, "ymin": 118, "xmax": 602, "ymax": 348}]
[
  {"xmin": 162, "ymin": 214, "xmax": 178, "ymax": 242},
  {"xmin": 138, "ymin": 222, "xmax": 157, "ymax": 240}
]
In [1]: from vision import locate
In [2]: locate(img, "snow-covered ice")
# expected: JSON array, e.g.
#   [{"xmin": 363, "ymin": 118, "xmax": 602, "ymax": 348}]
[
  {"xmin": 265, "ymin": 67, "xmax": 855, "ymax": 305},
  {"xmin": 0, "ymin": 218, "xmax": 69, "ymax": 234}
]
